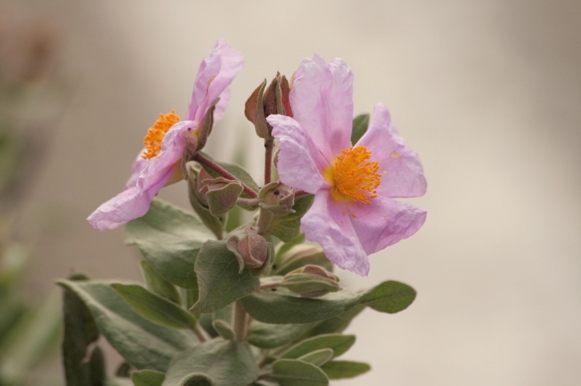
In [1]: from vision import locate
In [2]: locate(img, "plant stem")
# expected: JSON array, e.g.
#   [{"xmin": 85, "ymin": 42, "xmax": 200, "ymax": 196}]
[
  {"xmin": 191, "ymin": 322, "xmax": 209, "ymax": 342},
  {"xmin": 264, "ymin": 137, "xmax": 274, "ymax": 185},
  {"xmin": 233, "ymin": 301, "xmax": 248, "ymax": 341},
  {"xmin": 193, "ymin": 153, "xmax": 258, "ymax": 198}
]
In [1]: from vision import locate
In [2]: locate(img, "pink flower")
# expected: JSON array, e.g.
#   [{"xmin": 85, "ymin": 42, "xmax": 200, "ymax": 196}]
[
  {"xmin": 88, "ymin": 40, "xmax": 244, "ymax": 231},
  {"xmin": 267, "ymin": 56, "xmax": 426, "ymax": 276}
]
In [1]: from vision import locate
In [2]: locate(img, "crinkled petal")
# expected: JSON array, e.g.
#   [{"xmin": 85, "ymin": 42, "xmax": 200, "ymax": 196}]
[
  {"xmin": 125, "ymin": 150, "xmax": 147, "ymax": 189},
  {"xmin": 290, "ymin": 55, "xmax": 353, "ymax": 163},
  {"xmin": 137, "ymin": 121, "xmax": 193, "ymax": 192},
  {"xmin": 87, "ymin": 186, "xmax": 154, "ymax": 231},
  {"xmin": 268, "ymin": 115, "xmax": 329, "ymax": 194},
  {"xmin": 188, "ymin": 40, "xmax": 244, "ymax": 123},
  {"xmin": 350, "ymin": 195, "xmax": 427, "ymax": 255},
  {"xmin": 301, "ymin": 193, "xmax": 370, "ymax": 276},
  {"xmin": 357, "ymin": 104, "xmax": 427, "ymax": 198}
]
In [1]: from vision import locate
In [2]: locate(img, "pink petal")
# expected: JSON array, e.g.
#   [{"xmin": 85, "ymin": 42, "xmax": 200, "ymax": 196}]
[
  {"xmin": 290, "ymin": 55, "xmax": 353, "ymax": 163},
  {"xmin": 357, "ymin": 104, "xmax": 427, "ymax": 198},
  {"xmin": 268, "ymin": 115, "xmax": 329, "ymax": 194},
  {"xmin": 301, "ymin": 193, "xmax": 370, "ymax": 276},
  {"xmin": 137, "ymin": 121, "xmax": 193, "ymax": 192},
  {"xmin": 188, "ymin": 40, "xmax": 244, "ymax": 123},
  {"xmin": 125, "ymin": 151, "xmax": 147, "ymax": 189},
  {"xmin": 87, "ymin": 186, "xmax": 154, "ymax": 231},
  {"xmin": 350, "ymin": 195, "xmax": 427, "ymax": 255}
]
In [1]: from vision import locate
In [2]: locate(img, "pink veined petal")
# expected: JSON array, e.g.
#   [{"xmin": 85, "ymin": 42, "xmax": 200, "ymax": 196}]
[
  {"xmin": 212, "ymin": 86, "xmax": 231, "ymax": 122},
  {"xmin": 290, "ymin": 55, "xmax": 353, "ymax": 163},
  {"xmin": 125, "ymin": 151, "xmax": 148, "ymax": 189},
  {"xmin": 350, "ymin": 195, "xmax": 427, "ymax": 255},
  {"xmin": 87, "ymin": 186, "xmax": 154, "ymax": 231},
  {"xmin": 357, "ymin": 103, "xmax": 427, "ymax": 198},
  {"xmin": 301, "ymin": 193, "xmax": 370, "ymax": 276},
  {"xmin": 138, "ymin": 121, "xmax": 193, "ymax": 192},
  {"xmin": 188, "ymin": 40, "xmax": 244, "ymax": 123},
  {"xmin": 268, "ymin": 115, "xmax": 329, "ymax": 194}
]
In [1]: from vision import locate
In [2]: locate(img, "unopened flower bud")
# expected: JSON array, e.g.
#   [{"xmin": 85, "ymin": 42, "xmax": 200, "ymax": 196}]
[
  {"xmin": 273, "ymin": 243, "xmax": 331, "ymax": 275},
  {"xmin": 198, "ymin": 175, "xmax": 243, "ymax": 216},
  {"xmin": 258, "ymin": 181, "xmax": 295, "ymax": 216},
  {"xmin": 244, "ymin": 73, "xmax": 292, "ymax": 140},
  {"xmin": 186, "ymin": 162, "xmax": 226, "ymax": 239},
  {"xmin": 280, "ymin": 264, "xmax": 340, "ymax": 298},
  {"xmin": 227, "ymin": 227, "xmax": 272, "ymax": 271}
]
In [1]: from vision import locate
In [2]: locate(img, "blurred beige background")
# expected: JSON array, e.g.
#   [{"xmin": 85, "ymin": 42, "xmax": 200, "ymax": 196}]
[{"xmin": 3, "ymin": 0, "xmax": 581, "ymax": 385}]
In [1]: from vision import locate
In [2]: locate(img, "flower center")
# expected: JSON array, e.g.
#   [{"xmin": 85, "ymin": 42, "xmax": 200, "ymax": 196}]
[
  {"xmin": 142, "ymin": 110, "xmax": 180, "ymax": 159},
  {"xmin": 323, "ymin": 146, "xmax": 381, "ymax": 205}
]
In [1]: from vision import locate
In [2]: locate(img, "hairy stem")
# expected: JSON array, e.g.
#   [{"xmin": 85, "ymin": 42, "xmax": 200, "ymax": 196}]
[
  {"xmin": 264, "ymin": 137, "xmax": 274, "ymax": 185},
  {"xmin": 233, "ymin": 301, "xmax": 248, "ymax": 341},
  {"xmin": 193, "ymin": 153, "xmax": 258, "ymax": 198}
]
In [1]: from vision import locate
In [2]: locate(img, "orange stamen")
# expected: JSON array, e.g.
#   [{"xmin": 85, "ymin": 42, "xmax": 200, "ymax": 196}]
[
  {"xmin": 323, "ymin": 146, "xmax": 381, "ymax": 205},
  {"xmin": 142, "ymin": 110, "xmax": 180, "ymax": 159}
]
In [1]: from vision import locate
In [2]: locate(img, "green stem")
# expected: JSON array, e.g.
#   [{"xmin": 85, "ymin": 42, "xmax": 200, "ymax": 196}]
[
  {"xmin": 193, "ymin": 153, "xmax": 258, "ymax": 198},
  {"xmin": 190, "ymin": 322, "xmax": 209, "ymax": 342},
  {"xmin": 233, "ymin": 301, "xmax": 248, "ymax": 341}
]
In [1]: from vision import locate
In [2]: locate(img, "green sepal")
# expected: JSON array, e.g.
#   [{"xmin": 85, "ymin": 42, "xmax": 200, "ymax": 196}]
[
  {"xmin": 57, "ymin": 280, "xmax": 195, "ymax": 372},
  {"xmin": 271, "ymin": 359, "xmax": 328, "ymax": 386},
  {"xmin": 191, "ymin": 240, "xmax": 260, "ymax": 314},
  {"xmin": 140, "ymin": 260, "xmax": 181, "ymax": 305},
  {"xmin": 111, "ymin": 283, "xmax": 196, "ymax": 330},
  {"xmin": 163, "ymin": 340, "xmax": 259, "ymax": 386},
  {"xmin": 280, "ymin": 334, "xmax": 355, "ymax": 360},
  {"xmin": 131, "ymin": 369, "xmax": 165, "ymax": 386},
  {"xmin": 321, "ymin": 360, "xmax": 371, "ymax": 379},
  {"xmin": 351, "ymin": 114, "xmax": 370, "ymax": 145},
  {"xmin": 269, "ymin": 195, "xmax": 314, "ymax": 242},
  {"xmin": 125, "ymin": 199, "xmax": 214, "ymax": 289},
  {"xmin": 199, "ymin": 152, "xmax": 260, "ymax": 196},
  {"xmin": 241, "ymin": 280, "xmax": 416, "ymax": 324}
]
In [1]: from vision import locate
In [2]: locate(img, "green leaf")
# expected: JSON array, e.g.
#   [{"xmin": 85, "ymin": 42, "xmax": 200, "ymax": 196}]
[
  {"xmin": 305, "ymin": 304, "xmax": 365, "ymax": 337},
  {"xmin": 298, "ymin": 349, "xmax": 334, "ymax": 367},
  {"xmin": 242, "ymin": 280, "xmax": 415, "ymax": 324},
  {"xmin": 125, "ymin": 199, "xmax": 214, "ymax": 289},
  {"xmin": 191, "ymin": 241, "xmax": 260, "ymax": 314},
  {"xmin": 212, "ymin": 320, "xmax": 235, "ymax": 340},
  {"xmin": 111, "ymin": 284, "xmax": 196, "ymax": 329},
  {"xmin": 351, "ymin": 114, "xmax": 370, "ymax": 145},
  {"xmin": 321, "ymin": 360, "xmax": 371, "ymax": 379},
  {"xmin": 163, "ymin": 340, "xmax": 259, "ymax": 386},
  {"xmin": 131, "ymin": 370, "xmax": 165, "ymax": 386},
  {"xmin": 271, "ymin": 359, "xmax": 328, "ymax": 386},
  {"xmin": 140, "ymin": 261, "xmax": 181, "ymax": 304},
  {"xmin": 247, "ymin": 321, "xmax": 315, "ymax": 349},
  {"xmin": 57, "ymin": 280, "xmax": 196, "ymax": 372},
  {"xmin": 360, "ymin": 280, "xmax": 416, "ymax": 313},
  {"xmin": 269, "ymin": 195, "xmax": 314, "ymax": 242},
  {"xmin": 60, "ymin": 274, "xmax": 105, "ymax": 386},
  {"xmin": 281, "ymin": 334, "xmax": 355, "ymax": 360}
]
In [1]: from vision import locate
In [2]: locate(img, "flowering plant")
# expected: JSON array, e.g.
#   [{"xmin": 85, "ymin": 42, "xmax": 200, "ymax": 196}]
[{"xmin": 60, "ymin": 41, "xmax": 426, "ymax": 386}]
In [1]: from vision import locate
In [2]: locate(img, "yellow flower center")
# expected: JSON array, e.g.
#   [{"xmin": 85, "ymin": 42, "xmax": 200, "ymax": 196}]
[
  {"xmin": 323, "ymin": 146, "xmax": 381, "ymax": 205},
  {"xmin": 142, "ymin": 110, "xmax": 180, "ymax": 159}
]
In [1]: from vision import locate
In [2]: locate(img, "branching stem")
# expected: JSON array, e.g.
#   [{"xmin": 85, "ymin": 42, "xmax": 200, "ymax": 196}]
[{"xmin": 193, "ymin": 153, "xmax": 258, "ymax": 198}]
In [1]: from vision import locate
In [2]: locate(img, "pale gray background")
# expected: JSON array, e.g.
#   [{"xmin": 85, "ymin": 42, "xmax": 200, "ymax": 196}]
[{"xmin": 4, "ymin": 1, "xmax": 581, "ymax": 385}]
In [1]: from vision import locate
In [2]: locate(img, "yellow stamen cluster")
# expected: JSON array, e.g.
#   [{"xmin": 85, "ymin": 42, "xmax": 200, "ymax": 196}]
[
  {"xmin": 324, "ymin": 146, "xmax": 381, "ymax": 205},
  {"xmin": 142, "ymin": 110, "xmax": 180, "ymax": 159}
]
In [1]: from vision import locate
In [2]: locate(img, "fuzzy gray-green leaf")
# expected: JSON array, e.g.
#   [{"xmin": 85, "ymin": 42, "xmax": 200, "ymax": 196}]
[{"xmin": 125, "ymin": 199, "xmax": 214, "ymax": 289}]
